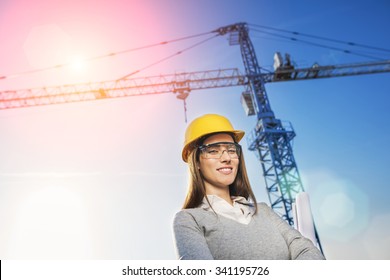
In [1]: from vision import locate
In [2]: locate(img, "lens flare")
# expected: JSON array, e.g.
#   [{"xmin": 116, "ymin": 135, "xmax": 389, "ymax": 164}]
[{"xmin": 302, "ymin": 169, "xmax": 370, "ymax": 242}]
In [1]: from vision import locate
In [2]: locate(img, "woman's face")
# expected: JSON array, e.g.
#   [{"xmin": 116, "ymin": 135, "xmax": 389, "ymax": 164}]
[{"xmin": 198, "ymin": 133, "xmax": 239, "ymax": 192}]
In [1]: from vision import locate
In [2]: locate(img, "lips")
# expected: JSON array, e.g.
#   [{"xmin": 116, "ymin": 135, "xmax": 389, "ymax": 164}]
[{"xmin": 217, "ymin": 167, "xmax": 233, "ymax": 175}]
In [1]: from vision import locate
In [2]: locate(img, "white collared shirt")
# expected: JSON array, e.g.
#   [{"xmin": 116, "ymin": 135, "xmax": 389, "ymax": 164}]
[{"xmin": 200, "ymin": 195, "xmax": 254, "ymax": 225}]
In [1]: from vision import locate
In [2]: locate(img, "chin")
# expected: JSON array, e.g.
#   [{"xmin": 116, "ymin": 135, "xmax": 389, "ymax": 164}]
[{"xmin": 219, "ymin": 180, "xmax": 235, "ymax": 187}]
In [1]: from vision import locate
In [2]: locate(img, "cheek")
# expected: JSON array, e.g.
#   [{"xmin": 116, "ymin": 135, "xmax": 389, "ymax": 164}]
[
  {"xmin": 198, "ymin": 162, "xmax": 209, "ymax": 175},
  {"xmin": 233, "ymin": 161, "xmax": 240, "ymax": 175},
  {"xmin": 199, "ymin": 161, "xmax": 214, "ymax": 178},
  {"xmin": 198, "ymin": 158, "xmax": 208, "ymax": 170}
]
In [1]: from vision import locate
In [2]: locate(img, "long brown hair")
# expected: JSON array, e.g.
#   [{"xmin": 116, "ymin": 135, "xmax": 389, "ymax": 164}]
[{"xmin": 182, "ymin": 133, "xmax": 258, "ymax": 213}]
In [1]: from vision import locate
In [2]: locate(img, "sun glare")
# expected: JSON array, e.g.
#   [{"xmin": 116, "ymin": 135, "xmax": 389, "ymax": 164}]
[{"xmin": 69, "ymin": 55, "xmax": 87, "ymax": 73}]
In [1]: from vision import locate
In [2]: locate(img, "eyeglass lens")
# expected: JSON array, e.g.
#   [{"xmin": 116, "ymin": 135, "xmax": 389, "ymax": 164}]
[{"xmin": 200, "ymin": 142, "xmax": 241, "ymax": 159}]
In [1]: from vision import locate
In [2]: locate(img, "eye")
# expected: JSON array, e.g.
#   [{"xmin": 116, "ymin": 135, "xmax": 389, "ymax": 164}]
[
  {"xmin": 227, "ymin": 148, "xmax": 237, "ymax": 154},
  {"xmin": 207, "ymin": 149, "xmax": 219, "ymax": 155}
]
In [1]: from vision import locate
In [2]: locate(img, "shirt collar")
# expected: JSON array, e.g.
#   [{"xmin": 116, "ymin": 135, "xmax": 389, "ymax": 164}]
[{"xmin": 200, "ymin": 195, "xmax": 254, "ymax": 224}]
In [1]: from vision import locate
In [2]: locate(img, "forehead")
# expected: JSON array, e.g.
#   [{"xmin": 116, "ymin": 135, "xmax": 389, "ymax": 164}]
[{"xmin": 202, "ymin": 133, "xmax": 234, "ymax": 145}]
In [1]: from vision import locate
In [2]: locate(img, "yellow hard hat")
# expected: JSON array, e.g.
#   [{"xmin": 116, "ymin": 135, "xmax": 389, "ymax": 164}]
[{"xmin": 182, "ymin": 114, "xmax": 245, "ymax": 162}]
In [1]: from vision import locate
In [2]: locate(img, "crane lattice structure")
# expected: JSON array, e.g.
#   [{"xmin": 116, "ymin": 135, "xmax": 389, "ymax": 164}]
[{"xmin": 1, "ymin": 22, "xmax": 390, "ymax": 251}]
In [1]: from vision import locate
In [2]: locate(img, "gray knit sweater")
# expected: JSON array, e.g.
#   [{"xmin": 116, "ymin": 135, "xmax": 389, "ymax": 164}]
[{"xmin": 173, "ymin": 202, "xmax": 325, "ymax": 260}]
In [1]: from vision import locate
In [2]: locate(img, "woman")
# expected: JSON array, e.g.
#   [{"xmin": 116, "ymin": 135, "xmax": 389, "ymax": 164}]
[{"xmin": 173, "ymin": 114, "xmax": 325, "ymax": 260}]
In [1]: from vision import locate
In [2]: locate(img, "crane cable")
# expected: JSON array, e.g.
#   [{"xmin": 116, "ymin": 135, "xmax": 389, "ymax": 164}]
[
  {"xmin": 2, "ymin": 23, "xmax": 387, "ymax": 81},
  {"xmin": 250, "ymin": 28, "xmax": 385, "ymax": 60},
  {"xmin": 249, "ymin": 23, "xmax": 390, "ymax": 53},
  {"xmin": 0, "ymin": 30, "xmax": 215, "ymax": 81},
  {"xmin": 117, "ymin": 34, "xmax": 219, "ymax": 80},
  {"xmin": 248, "ymin": 23, "xmax": 389, "ymax": 60}
]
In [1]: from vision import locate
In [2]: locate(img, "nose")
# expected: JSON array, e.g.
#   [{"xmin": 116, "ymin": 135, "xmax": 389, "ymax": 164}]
[{"xmin": 219, "ymin": 150, "xmax": 232, "ymax": 162}]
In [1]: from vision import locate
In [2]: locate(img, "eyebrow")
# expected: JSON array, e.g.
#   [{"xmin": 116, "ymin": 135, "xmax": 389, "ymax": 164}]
[
  {"xmin": 200, "ymin": 142, "xmax": 238, "ymax": 147},
  {"xmin": 204, "ymin": 141, "xmax": 233, "ymax": 144}
]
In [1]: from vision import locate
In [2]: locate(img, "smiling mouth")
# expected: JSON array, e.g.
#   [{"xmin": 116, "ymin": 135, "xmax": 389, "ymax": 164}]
[{"xmin": 217, "ymin": 167, "xmax": 233, "ymax": 174}]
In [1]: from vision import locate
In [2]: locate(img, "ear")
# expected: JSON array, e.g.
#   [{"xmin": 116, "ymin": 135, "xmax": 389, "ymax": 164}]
[{"xmin": 196, "ymin": 159, "xmax": 201, "ymax": 170}]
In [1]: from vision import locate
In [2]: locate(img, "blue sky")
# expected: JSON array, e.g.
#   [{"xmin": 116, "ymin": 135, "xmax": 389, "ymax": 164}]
[{"xmin": 0, "ymin": 0, "xmax": 389, "ymax": 259}]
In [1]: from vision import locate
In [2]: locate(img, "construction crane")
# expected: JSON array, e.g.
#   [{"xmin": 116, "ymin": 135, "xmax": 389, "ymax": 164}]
[{"xmin": 1, "ymin": 22, "xmax": 390, "ymax": 251}]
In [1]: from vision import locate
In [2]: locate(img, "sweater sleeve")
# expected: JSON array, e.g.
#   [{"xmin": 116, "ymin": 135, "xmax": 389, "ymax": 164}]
[
  {"xmin": 172, "ymin": 210, "xmax": 214, "ymax": 260},
  {"xmin": 260, "ymin": 203, "xmax": 325, "ymax": 260}
]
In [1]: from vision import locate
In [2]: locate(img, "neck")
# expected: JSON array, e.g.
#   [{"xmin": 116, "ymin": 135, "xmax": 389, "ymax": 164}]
[{"xmin": 205, "ymin": 183, "xmax": 232, "ymax": 205}]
